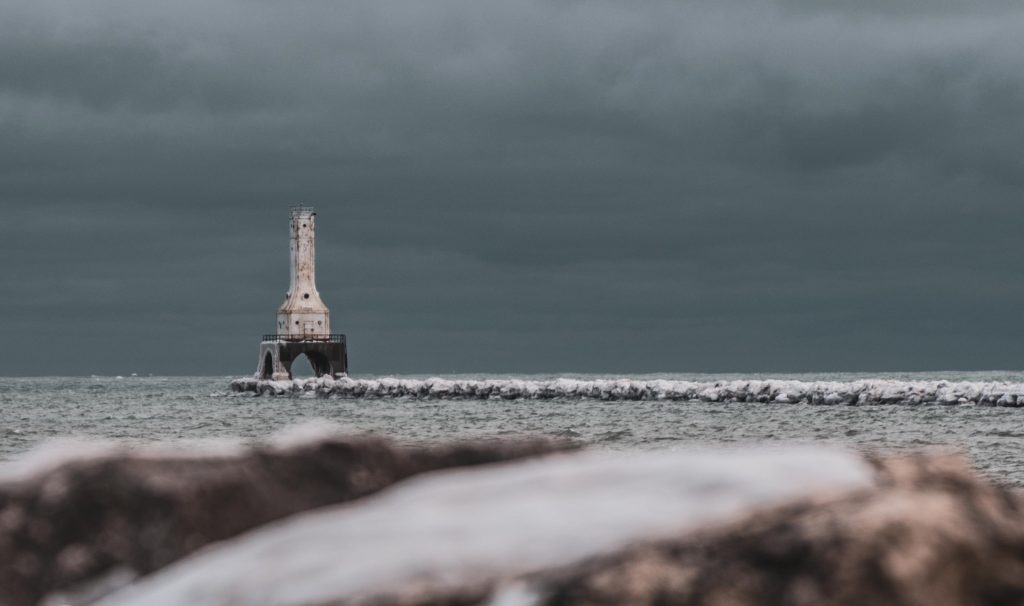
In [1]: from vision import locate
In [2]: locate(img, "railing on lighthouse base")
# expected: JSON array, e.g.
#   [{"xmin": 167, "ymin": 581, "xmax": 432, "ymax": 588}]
[{"xmin": 262, "ymin": 334, "xmax": 346, "ymax": 344}]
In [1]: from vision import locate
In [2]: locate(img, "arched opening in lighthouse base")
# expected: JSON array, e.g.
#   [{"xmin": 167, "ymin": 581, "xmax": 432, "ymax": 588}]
[
  {"xmin": 285, "ymin": 351, "xmax": 332, "ymax": 379},
  {"xmin": 290, "ymin": 353, "xmax": 317, "ymax": 378},
  {"xmin": 260, "ymin": 351, "xmax": 275, "ymax": 380},
  {"xmin": 300, "ymin": 351, "xmax": 333, "ymax": 378}
]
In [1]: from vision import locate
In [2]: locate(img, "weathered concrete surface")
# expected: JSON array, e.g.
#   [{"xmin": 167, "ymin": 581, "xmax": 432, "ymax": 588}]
[
  {"xmin": 0, "ymin": 434, "xmax": 570, "ymax": 606},
  {"xmin": 276, "ymin": 206, "xmax": 330, "ymax": 338}
]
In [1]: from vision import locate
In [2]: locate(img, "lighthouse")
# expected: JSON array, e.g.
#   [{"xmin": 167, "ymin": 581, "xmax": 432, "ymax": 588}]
[
  {"xmin": 256, "ymin": 206, "xmax": 348, "ymax": 380},
  {"xmin": 277, "ymin": 206, "xmax": 330, "ymax": 338}
]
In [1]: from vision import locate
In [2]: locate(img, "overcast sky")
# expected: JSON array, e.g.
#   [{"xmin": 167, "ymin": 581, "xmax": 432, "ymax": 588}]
[{"xmin": 3, "ymin": 0, "xmax": 1024, "ymax": 376}]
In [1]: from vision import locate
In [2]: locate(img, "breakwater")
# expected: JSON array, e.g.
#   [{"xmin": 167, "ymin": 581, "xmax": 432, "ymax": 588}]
[{"xmin": 230, "ymin": 376, "xmax": 1024, "ymax": 406}]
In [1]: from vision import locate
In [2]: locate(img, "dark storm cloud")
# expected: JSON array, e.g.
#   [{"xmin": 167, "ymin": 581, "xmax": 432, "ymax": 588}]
[{"xmin": 3, "ymin": 0, "xmax": 1024, "ymax": 374}]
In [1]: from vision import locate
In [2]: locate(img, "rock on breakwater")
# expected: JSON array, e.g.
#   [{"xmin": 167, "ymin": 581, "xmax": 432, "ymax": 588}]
[{"xmin": 231, "ymin": 376, "xmax": 1024, "ymax": 406}]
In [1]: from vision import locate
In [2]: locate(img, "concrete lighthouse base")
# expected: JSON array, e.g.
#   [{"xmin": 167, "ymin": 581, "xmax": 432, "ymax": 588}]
[{"xmin": 257, "ymin": 336, "xmax": 348, "ymax": 380}]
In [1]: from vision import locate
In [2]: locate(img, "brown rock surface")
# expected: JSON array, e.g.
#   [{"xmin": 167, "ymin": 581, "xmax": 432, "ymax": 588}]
[
  {"xmin": 0, "ymin": 434, "xmax": 569, "ymax": 606},
  {"xmin": 519, "ymin": 453, "xmax": 1024, "ymax": 606}
]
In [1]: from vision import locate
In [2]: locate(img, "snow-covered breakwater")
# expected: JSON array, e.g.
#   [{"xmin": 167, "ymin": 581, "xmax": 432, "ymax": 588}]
[{"xmin": 230, "ymin": 376, "xmax": 1024, "ymax": 406}]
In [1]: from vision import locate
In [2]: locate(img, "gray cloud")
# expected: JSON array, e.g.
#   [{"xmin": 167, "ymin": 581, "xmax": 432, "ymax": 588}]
[{"xmin": 3, "ymin": 0, "xmax": 1024, "ymax": 375}]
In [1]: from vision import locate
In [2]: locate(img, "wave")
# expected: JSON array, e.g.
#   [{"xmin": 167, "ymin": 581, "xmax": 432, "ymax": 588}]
[{"xmin": 229, "ymin": 376, "xmax": 1024, "ymax": 406}]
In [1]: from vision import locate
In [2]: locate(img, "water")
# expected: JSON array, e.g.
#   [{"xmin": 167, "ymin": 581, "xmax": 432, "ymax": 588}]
[{"xmin": 4, "ymin": 373, "xmax": 1024, "ymax": 486}]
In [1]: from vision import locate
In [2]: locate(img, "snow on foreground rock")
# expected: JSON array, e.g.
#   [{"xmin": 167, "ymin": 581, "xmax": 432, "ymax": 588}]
[
  {"xmin": 98, "ymin": 446, "xmax": 872, "ymax": 606},
  {"xmin": 231, "ymin": 375, "xmax": 1024, "ymax": 405},
  {"xmin": 0, "ymin": 432, "xmax": 570, "ymax": 606}
]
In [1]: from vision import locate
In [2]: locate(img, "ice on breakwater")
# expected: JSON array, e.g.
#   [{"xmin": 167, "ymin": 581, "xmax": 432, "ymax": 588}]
[{"xmin": 230, "ymin": 376, "xmax": 1024, "ymax": 406}]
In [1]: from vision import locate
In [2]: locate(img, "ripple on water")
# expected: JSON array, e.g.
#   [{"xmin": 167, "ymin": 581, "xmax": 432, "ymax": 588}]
[{"xmin": 4, "ymin": 374, "xmax": 1024, "ymax": 485}]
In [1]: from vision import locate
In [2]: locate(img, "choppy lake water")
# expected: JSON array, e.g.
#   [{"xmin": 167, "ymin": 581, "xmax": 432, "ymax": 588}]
[{"xmin": 4, "ymin": 373, "xmax": 1024, "ymax": 485}]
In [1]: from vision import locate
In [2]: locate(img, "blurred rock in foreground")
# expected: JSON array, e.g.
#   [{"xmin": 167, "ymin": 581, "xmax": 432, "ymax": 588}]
[
  {"xmin": 7, "ymin": 436, "xmax": 1023, "ymax": 606},
  {"xmin": 98, "ymin": 448, "xmax": 1024, "ymax": 606},
  {"xmin": 97, "ymin": 446, "xmax": 875, "ymax": 606},
  {"xmin": 523, "ymin": 453, "xmax": 1024, "ymax": 606},
  {"xmin": 0, "ymin": 432, "xmax": 570, "ymax": 606}
]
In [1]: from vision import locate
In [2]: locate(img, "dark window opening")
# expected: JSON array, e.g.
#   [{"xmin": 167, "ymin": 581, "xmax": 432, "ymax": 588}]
[{"xmin": 303, "ymin": 293, "xmax": 310, "ymax": 299}]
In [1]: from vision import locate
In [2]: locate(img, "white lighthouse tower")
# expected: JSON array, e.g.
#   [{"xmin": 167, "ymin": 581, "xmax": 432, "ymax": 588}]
[
  {"xmin": 277, "ymin": 206, "xmax": 331, "ymax": 338},
  {"xmin": 256, "ymin": 206, "xmax": 347, "ymax": 380}
]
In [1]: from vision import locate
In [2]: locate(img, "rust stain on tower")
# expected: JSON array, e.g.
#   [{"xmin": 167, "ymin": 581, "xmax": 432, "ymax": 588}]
[{"xmin": 256, "ymin": 206, "xmax": 348, "ymax": 379}]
